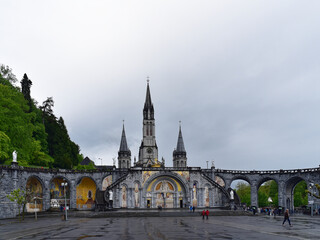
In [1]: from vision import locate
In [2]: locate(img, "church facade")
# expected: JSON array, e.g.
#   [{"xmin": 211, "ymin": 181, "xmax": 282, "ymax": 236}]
[{"xmin": 113, "ymin": 81, "xmax": 228, "ymax": 208}]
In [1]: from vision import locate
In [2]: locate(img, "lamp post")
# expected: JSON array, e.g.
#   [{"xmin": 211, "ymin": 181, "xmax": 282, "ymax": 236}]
[
  {"xmin": 309, "ymin": 183, "xmax": 316, "ymax": 217},
  {"xmin": 206, "ymin": 160, "xmax": 208, "ymax": 169},
  {"xmin": 33, "ymin": 196, "xmax": 42, "ymax": 220},
  {"xmin": 61, "ymin": 182, "xmax": 68, "ymax": 220},
  {"xmin": 98, "ymin": 158, "xmax": 102, "ymax": 166}
]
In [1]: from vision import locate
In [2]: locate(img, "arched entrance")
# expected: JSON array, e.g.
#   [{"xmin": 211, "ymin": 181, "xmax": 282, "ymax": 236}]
[
  {"xmin": 285, "ymin": 177, "xmax": 308, "ymax": 212},
  {"xmin": 145, "ymin": 175, "xmax": 187, "ymax": 208},
  {"xmin": 76, "ymin": 177, "xmax": 97, "ymax": 210},
  {"xmin": 26, "ymin": 176, "xmax": 43, "ymax": 212},
  {"xmin": 231, "ymin": 178, "xmax": 251, "ymax": 208},
  {"xmin": 257, "ymin": 179, "xmax": 278, "ymax": 209}
]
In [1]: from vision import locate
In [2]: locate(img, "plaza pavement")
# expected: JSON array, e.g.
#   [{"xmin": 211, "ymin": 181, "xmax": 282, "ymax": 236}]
[{"xmin": 0, "ymin": 211, "xmax": 319, "ymax": 239}]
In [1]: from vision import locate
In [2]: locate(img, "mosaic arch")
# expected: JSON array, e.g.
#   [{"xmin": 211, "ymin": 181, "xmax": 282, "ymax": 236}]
[
  {"xmin": 215, "ymin": 176, "xmax": 225, "ymax": 187},
  {"xmin": 50, "ymin": 177, "xmax": 70, "ymax": 209},
  {"xmin": 102, "ymin": 175, "xmax": 112, "ymax": 191},
  {"xmin": 26, "ymin": 176, "xmax": 43, "ymax": 213},
  {"xmin": 145, "ymin": 176, "xmax": 187, "ymax": 208},
  {"xmin": 76, "ymin": 177, "xmax": 97, "ymax": 210}
]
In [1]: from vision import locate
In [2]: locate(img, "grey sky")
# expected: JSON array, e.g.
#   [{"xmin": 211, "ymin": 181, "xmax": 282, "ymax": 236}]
[{"xmin": 1, "ymin": 0, "xmax": 320, "ymax": 170}]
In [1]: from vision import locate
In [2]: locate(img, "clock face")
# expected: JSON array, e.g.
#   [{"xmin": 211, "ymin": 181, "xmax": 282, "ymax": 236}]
[{"xmin": 147, "ymin": 148, "xmax": 153, "ymax": 154}]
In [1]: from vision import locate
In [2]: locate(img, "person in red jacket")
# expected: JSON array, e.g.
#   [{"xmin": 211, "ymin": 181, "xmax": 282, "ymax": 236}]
[
  {"xmin": 202, "ymin": 210, "xmax": 206, "ymax": 219},
  {"xmin": 206, "ymin": 209, "xmax": 209, "ymax": 219}
]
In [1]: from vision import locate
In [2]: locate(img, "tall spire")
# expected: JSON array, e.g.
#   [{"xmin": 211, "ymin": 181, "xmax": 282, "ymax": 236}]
[
  {"xmin": 119, "ymin": 122, "xmax": 130, "ymax": 152},
  {"xmin": 143, "ymin": 79, "xmax": 154, "ymax": 120}
]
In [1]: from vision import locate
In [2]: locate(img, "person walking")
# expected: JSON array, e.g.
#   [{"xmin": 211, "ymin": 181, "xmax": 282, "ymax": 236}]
[
  {"xmin": 205, "ymin": 209, "xmax": 209, "ymax": 219},
  {"xmin": 282, "ymin": 209, "xmax": 292, "ymax": 227},
  {"xmin": 202, "ymin": 209, "xmax": 206, "ymax": 219}
]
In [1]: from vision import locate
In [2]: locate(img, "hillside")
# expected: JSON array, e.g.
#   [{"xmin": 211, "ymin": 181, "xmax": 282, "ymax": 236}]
[{"xmin": 0, "ymin": 65, "xmax": 82, "ymax": 169}]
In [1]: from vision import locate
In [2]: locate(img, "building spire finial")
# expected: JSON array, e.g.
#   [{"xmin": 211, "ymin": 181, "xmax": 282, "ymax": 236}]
[{"xmin": 147, "ymin": 76, "xmax": 150, "ymax": 84}]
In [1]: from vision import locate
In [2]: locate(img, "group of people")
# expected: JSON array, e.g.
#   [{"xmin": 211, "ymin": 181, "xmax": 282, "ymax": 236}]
[
  {"xmin": 201, "ymin": 209, "xmax": 210, "ymax": 219},
  {"xmin": 189, "ymin": 205, "xmax": 196, "ymax": 212}
]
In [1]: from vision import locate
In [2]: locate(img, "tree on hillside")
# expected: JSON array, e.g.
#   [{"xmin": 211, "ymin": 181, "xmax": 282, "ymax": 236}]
[
  {"xmin": 40, "ymin": 97, "xmax": 54, "ymax": 116},
  {"xmin": 20, "ymin": 74, "xmax": 32, "ymax": 110},
  {"xmin": 41, "ymin": 98, "xmax": 81, "ymax": 169},
  {"xmin": 0, "ymin": 65, "xmax": 17, "ymax": 86},
  {"xmin": 0, "ymin": 131, "xmax": 11, "ymax": 163}
]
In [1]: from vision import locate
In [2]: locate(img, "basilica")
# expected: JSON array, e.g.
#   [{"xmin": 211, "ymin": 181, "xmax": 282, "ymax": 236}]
[
  {"xmin": 108, "ymin": 81, "xmax": 229, "ymax": 209},
  {"xmin": 2, "ymin": 82, "xmax": 317, "ymax": 219}
]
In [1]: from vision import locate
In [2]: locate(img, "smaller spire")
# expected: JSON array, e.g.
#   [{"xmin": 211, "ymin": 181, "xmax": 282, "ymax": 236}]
[
  {"xmin": 119, "ymin": 122, "xmax": 130, "ymax": 152},
  {"xmin": 176, "ymin": 122, "xmax": 186, "ymax": 153}
]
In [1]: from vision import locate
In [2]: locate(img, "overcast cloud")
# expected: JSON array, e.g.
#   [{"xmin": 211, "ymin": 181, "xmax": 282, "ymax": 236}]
[{"xmin": 1, "ymin": 0, "xmax": 320, "ymax": 170}]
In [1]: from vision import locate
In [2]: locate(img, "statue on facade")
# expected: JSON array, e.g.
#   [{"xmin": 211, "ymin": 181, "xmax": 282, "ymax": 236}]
[
  {"xmin": 230, "ymin": 189, "xmax": 234, "ymax": 200},
  {"xmin": 109, "ymin": 190, "xmax": 113, "ymax": 208},
  {"xmin": 12, "ymin": 150, "xmax": 17, "ymax": 163},
  {"xmin": 211, "ymin": 160, "xmax": 215, "ymax": 168},
  {"xmin": 192, "ymin": 183, "xmax": 197, "ymax": 206},
  {"xmin": 134, "ymin": 183, "xmax": 139, "ymax": 207}
]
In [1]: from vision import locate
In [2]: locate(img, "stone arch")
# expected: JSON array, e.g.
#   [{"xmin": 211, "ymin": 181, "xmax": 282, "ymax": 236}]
[
  {"xmin": 257, "ymin": 177, "xmax": 278, "ymax": 189},
  {"xmin": 26, "ymin": 176, "xmax": 44, "ymax": 212},
  {"xmin": 76, "ymin": 176, "xmax": 97, "ymax": 210},
  {"xmin": 230, "ymin": 176, "xmax": 252, "ymax": 208},
  {"xmin": 256, "ymin": 177, "xmax": 279, "ymax": 208},
  {"xmin": 230, "ymin": 175, "xmax": 252, "ymax": 185},
  {"xmin": 284, "ymin": 176, "xmax": 308, "ymax": 211},
  {"xmin": 49, "ymin": 176, "xmax": 71, "ymax": 209}
]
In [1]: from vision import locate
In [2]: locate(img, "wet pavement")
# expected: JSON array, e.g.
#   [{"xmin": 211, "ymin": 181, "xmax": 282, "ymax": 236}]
[{"xmin": 1, "ymin": 214, "xmax": 319, "ymax": 239}]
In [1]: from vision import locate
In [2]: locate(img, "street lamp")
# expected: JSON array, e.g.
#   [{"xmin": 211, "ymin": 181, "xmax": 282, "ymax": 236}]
[
  {"xmin": 98, "ymin": 158, "xmax": 102, "ymax": 166},
  {"xmin": 206, "ymin": 160, "xmax": 208, "ymax": 169},
  {"xmin": 61, "ymin": 182, "xmax": 68, "ymax": 220},
  {"xmin": 33, "ymin": 196, "xmax": 42, "ymax": 220},
  {"xmin": 309, "ymin": 183, "xmax": 317, "ymax": 217}
]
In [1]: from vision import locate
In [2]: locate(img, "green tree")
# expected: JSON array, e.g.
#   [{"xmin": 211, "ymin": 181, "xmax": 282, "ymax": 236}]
[
  {"xmin": 6, "ymin": 188, "xmax": 32, "ymax": 221},
  {"xmin": 235, "ymin": 182, "xmax": 251, "ymax": 206},
  {"xmin": 294, "ymin": 181, "xmax": 308, "ymax": 207},
  {"xmin": 0, "ymin": 65, "xmax": 17, "ymax": 86},
  {"xmin": 258, "ymin": 180, "xmax": 278, "ymax": 207}
]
